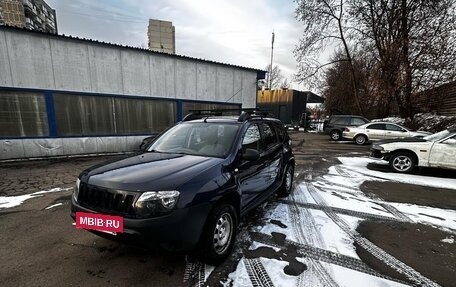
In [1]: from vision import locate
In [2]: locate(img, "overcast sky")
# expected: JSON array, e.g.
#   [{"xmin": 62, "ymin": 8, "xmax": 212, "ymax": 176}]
[{"xmin": 46, "ymin": 0, "xmax": 307, "ymax": 89}]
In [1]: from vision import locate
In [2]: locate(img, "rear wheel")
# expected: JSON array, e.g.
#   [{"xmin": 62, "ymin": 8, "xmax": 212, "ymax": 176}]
[
  {"xmin": 277, "ymin": 164, "xmax": 294, "ymax": 197},
  {"xmin": 330, "ymin": 130, "xmax": 342, "ymax": 141},
  {"xmin": 197, "ymin": 204, "xmax": 237, "ymax": 265},
  {"xmin": 389, "ymin": 152, "xmax": 416, "ymax": 174},
  {"xmin": 355, "ymin": 134, "xmax": 367, "ymax": 145}
]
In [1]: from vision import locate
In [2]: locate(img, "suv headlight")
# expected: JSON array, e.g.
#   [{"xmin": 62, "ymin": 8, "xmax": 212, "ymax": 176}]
[
  {"xmin": 134, "ymin": 191, "xmax": 180, "ymax": 217},
  {"xmin": 73, "ymin": 178, "xmax": 80, "ymax": 202}
]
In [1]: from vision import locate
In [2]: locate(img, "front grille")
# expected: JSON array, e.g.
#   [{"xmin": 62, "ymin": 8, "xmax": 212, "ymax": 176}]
[{"xmin": 78, "ymin": 183, "xmax": 137, "ymax": 217}]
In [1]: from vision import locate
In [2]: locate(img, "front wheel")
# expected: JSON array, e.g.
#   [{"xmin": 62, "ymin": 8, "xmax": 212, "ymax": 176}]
[
  {"xmin": 197, "ymin": 204, "xmax": 237, "ymax": 265},
  {"xmin": 389, "ymin": 152, "xmax": 416, "ymax": 174},
  {"xmin": 277, "ymin": 164, "xmax": 294, "ymax": 197}
]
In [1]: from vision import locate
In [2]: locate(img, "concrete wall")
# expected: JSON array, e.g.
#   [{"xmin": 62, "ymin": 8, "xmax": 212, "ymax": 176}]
[
  {"xmin": 0, "ymin": 136, "xmax": 145, "ymax": 160},
  {"xmin": 0, "ymin": 28, "xmax": 258, "ymax": 107}
]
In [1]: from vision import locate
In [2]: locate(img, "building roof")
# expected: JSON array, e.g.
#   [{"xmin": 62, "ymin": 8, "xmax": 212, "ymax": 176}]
[{"xmin": 0, "ymin": 25, "xmax": 266, "ymax": 76}]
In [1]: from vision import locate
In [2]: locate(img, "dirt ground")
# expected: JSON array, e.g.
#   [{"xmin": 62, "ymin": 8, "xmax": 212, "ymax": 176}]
[{"xmin": 356, "ymin": 222, "xmax": 456, "ymax": 287}]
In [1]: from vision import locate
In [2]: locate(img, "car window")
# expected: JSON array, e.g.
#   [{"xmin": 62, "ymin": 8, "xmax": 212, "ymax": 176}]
[
  {"xmin": 367, "ymin": 123, "xmax": 386, "ymax": 130},
  {"xmin": 149, "ymin": 122, "xmax": 239, "ymax": 158},
  {"xmin": 442, "ymin": 135, "xmax": 456, "ymax": 144},
  {"xmin": 331, "ymin": 117, "xmax": 348, "ymax": 125},
  {"xmin": 274, "ymin": 124, "xmax": 285, "ymax": 142},
  {"xmin": 386, "ymin": 124, "xmax": 405, "ymax": 132},
  {"xmin": 260, "ymin": 122, "xmax": 279, "ymax": 150},
  {"xmin": 242, "ymin": 124, "xmax": 263, "ymax": 152},
  {"xmin": 351, "ymin": 117, "xmax": 368, "ymax": 126}
]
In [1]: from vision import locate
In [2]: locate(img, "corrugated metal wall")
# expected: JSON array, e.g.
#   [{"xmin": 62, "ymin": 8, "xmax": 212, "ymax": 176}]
[
  {"xmin": 415, "ymin": 81, "xmax": 456, "ymax": 116},
  {"xmin": 0, "ymin": 27, "xmax": 262, "ymax": 160}
]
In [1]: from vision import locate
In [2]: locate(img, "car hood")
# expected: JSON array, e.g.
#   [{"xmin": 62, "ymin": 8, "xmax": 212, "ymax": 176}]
[
  {"xmin": 82, "ymin": 152, "xmax": 224, "ymax": 191},
  {"xmin": 376, "ymin": 137, "xmax": 427, "ymax": 145}
]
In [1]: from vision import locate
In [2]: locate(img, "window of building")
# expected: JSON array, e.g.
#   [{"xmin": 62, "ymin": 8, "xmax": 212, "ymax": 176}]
[
  {"xmin": 54, "ymin": 94, "xmax": 177, "ymax": 136},
  {"xmin": 0, "ymin": 91, "xmax": 49, "ymax": 137},
  {"xmin": 114, "ymin": 98, "xmax": 176, "ymax": 134},
  {"xmin": 54, "ymin": 94, "xmax": 115, "ymax": 136}
]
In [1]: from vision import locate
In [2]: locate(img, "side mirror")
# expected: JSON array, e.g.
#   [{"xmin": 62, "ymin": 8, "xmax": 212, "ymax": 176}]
[{"xmin": 242, "ymin": 148, "xmax": 260, "ymax": 161}]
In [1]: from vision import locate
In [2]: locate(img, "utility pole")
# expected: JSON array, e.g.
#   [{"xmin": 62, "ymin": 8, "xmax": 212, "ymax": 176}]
[{"xmin": 269, "ymin": 31, "xmax": 274, "ymax": 89}]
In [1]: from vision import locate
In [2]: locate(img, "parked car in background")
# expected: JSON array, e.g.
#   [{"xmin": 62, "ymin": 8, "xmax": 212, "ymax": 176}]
[
  {"xmin": 370, "ymin": 128, "xmax": 456, "ymax": 173},
  {"xmin": 324, "ymin": 115, "xmax": 370, "ymax": 141},
  {"xmin": 343, "ymin": 122, "xmax": 431, "ymax": 145},
  {"xmin": 71, "ymin": 110, "xmax": 294, "ymax": 265}
]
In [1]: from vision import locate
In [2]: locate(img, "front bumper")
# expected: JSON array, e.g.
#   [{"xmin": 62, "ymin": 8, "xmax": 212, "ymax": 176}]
[
  {"xmin": 369, "ymin": 148, "xmax": 390, "ymax": 160},
  {"xmin": 71, "ymin": 197, "xmax": 211, "ymax": 251}
]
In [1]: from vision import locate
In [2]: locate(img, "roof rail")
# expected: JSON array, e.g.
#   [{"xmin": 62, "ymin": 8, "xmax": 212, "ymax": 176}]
[
  {"xmin": 237, "ymin": 109, "xmax": 275, "ymax": 122},
  {"xmin": 181, "ymin": 108, "xmax": 275, "ymax": 122},
  {"xmin": 182, "ymin": 109, "xmax": 241, "ymax": 122}
]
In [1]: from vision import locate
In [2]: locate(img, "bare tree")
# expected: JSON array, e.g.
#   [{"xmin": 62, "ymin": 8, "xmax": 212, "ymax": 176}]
[
  {"xmin": 351, "ymin": 0, "xmax": 456, "ymax": 117},
  {"xmin": 280, "ymin": 79, "xmax": 291, "ymax": 89},
  {"xmin": 294, "ymin": 0, "xmax": 365, "ymax": 116},
  {"xmin": 265, "ymin": 64, "xmax": 285, "ymax": 89}
]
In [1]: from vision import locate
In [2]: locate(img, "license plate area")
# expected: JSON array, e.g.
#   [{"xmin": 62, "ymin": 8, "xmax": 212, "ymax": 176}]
[{"xmin": 75, "ymin": 212, "xmax": 124, "ymax": 233}]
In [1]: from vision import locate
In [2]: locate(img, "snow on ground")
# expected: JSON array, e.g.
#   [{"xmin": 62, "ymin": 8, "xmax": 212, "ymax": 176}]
[
  {"xmin": 44, "ymin": 202, "xmax": 63, "ymax": 210},
  {"xmin": 339, "ymin": 157, "xmax": 456, "ymax": 190},
  {"xmin": 0, "ymin": 187, "xmax": 71, "ymax": 209},
  {"xmin": 228, "ymin": 156, "xmax": 455, "ymax": 286}
]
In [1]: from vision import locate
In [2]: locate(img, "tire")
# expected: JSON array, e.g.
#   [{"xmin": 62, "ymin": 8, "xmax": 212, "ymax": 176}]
[
  {"xmin": 277, "ymin": 164, "xmax": 294, "ymax": 197},
  {"xmin": 389, "ymin": 152, "xmax": 416, "ymax": 174},
  {"xmin": 354, "ymin": 134, "xmax": 367, "ymax": 145},
  {"xmin": 197, "ymin": 204, "xmax": 237, "ymax": 265},
  {"xmin": 330, "ymin": 130, "xmax": 342, "ymax": 141}
]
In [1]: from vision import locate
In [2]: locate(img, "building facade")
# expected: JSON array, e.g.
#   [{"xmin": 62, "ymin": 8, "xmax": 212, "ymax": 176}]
[
  {"xmin": 148, "ymin": 19, "xmax": 175, "ymax": 54},
  {"xmin": 0, "ymin": 0, "xmax": 57, "ymax": 34},
  {"xmin": 0, "ymin": 26, "xmax": 264, "ymax": 160}
]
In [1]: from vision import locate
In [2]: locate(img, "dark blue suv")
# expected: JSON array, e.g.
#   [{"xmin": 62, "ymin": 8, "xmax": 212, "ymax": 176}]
[{"xmin": 71, "ymin": 110, "xmax": 295, "ymax": 265}]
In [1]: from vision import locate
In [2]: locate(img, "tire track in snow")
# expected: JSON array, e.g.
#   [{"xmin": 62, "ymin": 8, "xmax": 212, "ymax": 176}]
[
  {"xmin": 244, "ymin": 258, "xmax": 275, "ymax": 287},
  {"xmin": 183, "ymin": 257, "xmax": 206, "ymax": 287},
  {"xmin": 289, "ymin": 188, "xmax": 340, "ymax": 287},
  {"xmin": 334, "ymin": 164, "xmax": 413, "ymax": 223},
  {"xmin": 250, "ymin": 232, "xmax": 412, "ymax": 286},
  {"xmin": 279, "ymin": 200, "xmax": 403, "ymax": 223},
  {"xmin": 306, "ymin": 181, "xmax": 441, "ymax": 287}
]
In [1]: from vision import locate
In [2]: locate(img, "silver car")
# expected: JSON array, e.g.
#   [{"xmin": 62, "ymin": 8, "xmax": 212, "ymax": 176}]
[{"xmin": 343, "ymin": 122, "xmax": 431, "ymax": 145}]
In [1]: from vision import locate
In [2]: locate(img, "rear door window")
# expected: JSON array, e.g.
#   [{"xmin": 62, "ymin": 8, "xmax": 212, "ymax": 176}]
[
  {"xmin": 367, "ymin": 123, "xmax": 386, "ymax": 130},
  {"xmin": 259, "ymin": 122, "xmax": 279, "ymax": 150},
  {"xmin": 385, "ymin": 124, "xmax": 405, "ymax": 131},
  {"xmin": 351, "ymin": 117, "xmax": 368, "ymax": 126},
  {"xmin": 331, "ymin": 117, "xmax": 349, "ymax": 125}
]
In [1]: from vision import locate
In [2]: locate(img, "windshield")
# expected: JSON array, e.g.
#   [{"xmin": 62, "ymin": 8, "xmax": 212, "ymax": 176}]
[
  {"xmin": 148, "ymin": 122, "xmax": 240, "ymax": 158},
  {"xmin": 423, "ymin": 130, "xmax": 451, "ymax": 142}
]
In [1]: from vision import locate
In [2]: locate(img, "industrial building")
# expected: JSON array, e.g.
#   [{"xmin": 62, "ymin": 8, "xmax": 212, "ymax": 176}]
[
  {"xmin": 0, "ymin": 0, "xmax": 57, "ymax": 33},
  {"xmin": 257, "ymin": 89, "xmax": 318, "ymax": 126},
  {"xmin": 148, "ymin": 19, "xmax": 175, "ymax": 54},
  {"xmin": 0, "ymin": 26, "xmax": 265, "ymax": 160}
]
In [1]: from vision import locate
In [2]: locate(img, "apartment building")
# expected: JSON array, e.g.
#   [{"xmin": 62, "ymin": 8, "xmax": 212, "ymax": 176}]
[{"xmin": 0, "ymin": 0, "xmax": 57, "ymax": 34}]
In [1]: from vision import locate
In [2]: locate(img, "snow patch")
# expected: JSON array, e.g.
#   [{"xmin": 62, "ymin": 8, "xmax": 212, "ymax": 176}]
[
  {"xmin": 45, "ymin": 203, "xmax": 63, "ymax": 210},
  {"xmin": 0, "ymin": 188, "xmax": 71, "ymax": 209},
  {"xmin": 441, "ymin": 236, "xmax": 454, "ymax": 244}
]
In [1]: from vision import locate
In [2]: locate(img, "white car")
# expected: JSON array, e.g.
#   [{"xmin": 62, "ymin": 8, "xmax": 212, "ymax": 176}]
[
  {"xmin": 343, "ymin": 122, "xmax": 431, "ymax": 145},
  {"xmin": 370, "ymin": 129, "xmax": 456, "ymax": 173}
]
